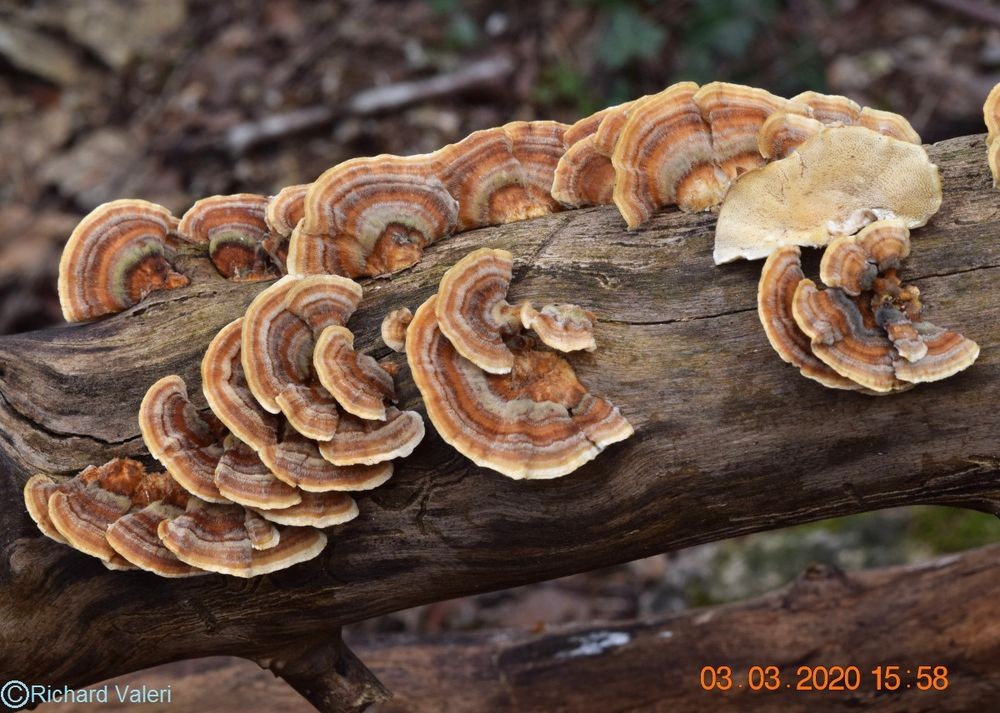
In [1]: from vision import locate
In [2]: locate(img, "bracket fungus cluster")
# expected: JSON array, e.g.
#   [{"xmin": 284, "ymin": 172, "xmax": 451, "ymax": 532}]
[
  {"xmin": 405, "ymin": 248, "xmax": 631, "ymax": 479},
  {"xmin": 984, "ymin": 83, "xmax": 1000, "ymax": 187},
  {"xmin": 757, "ymin": 221, "xmax": 978, "ymax": 393}
]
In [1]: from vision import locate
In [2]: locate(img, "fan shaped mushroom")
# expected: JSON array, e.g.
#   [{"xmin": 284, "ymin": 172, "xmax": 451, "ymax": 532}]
[
  {"xmin": 435, "ymin": 248, "xmax": 525, "ymax": 374},
  {"xmin": 381, "ymin": 307, "xmax": 412, "ymax": 353},
  {"xmin": 564, "ymin": 102, "xmax": 633, "ymax": 148},
  {"xmin": 984, "ymin": 83, "xmax": 1000, "ymax": 187},
  {"xmin": 214, "ymin": 436, "xmax": 301, "ymax": 510},
  {"xmin": 612, "ymin": 81, "xmax": 728, "ymax": 227},
  {"xmin": 407, "ymin": 294, "xmax": 632, "ymax": 479},
  {"xmin": 551, "ymin": 135, "xmax": 618, "ymax": 207},
  {"xmin": 434, "ymin": 127, "xmax": 541, "ymax": 230},
  {"xmin": 819, "ymin": 220, "xmax": 911, "ymax": 296},
  {"xmin": 891, "ymin": 323, "xmax": 979, "ymax": 383},
  {"xmin": 292, "ymin": 154, "xmax": 458, "ymax": 277},
  {"xmin": 757, "ymin": 247, "xmax": 865, "ymax": 391},
  {"xmin": 714, "ymin": 126, "xmax": 942, "ymax": 264},
  {"xmin": 202, "ymin": 318, "xmax": 279, "ymax": 451},
  {"xmin": 24, "ymin": 473, "xmax": 71, "ymax": 543},
  {"xmin": 519, "ymin": 302, "xmax": 597, "ymax": 354},
  {"xmin": 259, "ymin": 424, "xmax": 394, "ymax": 492},
  {"xmin": 593, "ymin": 101, "xmax": 635, "ymax": 156},
  {"xmin": 693, "ymin": 82, "xmax": 804, "ymax": 180},
  {"xmin": 251, "ymin": 491, "xmax": 359, "ymax": 528},
  {"xmin": 857, "ymin": 107, "xmax": 921, "ymax": 144},
  {"xmin": 140, "ymin": 375, "xmax": 228, "ymax": 503},
  {"xmin": 266, "ymin": 183, "xmax": 310, "ymax": 237},
  {"xmin": 177, "ymin": 194, "xmax": 281, "ymax": 281},
  {"xmin": 757, "ymin": 112, "xmax": 824, "ymax": 160},
  {"xmin": 241, "ymin": 275, "xmax": 361, "ymax": 440},
  {"xmin": 318, "ymin": 408, "xmax": 425, "ymax": 466},
  {"xmin": 58, "ymin": 199, "xmax": 189, "ymax": 322},
  {"xmin": 503, "ymin": 120, "xmax": 567, "ymax": 215},
  {"xmin": 314, "ymin": 325, "xmax": 395, "ymax": 420},
  {"xmin": 791, "ymin": 91, "xmax": 861, "ymax": 125},
  {"xmin": 158, "ymin": 499, "xmax": 326, "ymax": 578}
]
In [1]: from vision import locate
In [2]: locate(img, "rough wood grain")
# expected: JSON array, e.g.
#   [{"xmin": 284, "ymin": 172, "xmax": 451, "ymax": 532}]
[
  {"xmin": 1, "ymin": 135, "xmax": 998, "ymax": 698},
  {"xmin": 357, "ymin": 544, "xmax": 1000, "ymax": 713}
]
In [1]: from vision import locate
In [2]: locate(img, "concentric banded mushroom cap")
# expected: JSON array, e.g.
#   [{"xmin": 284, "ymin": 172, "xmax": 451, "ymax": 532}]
[
  {"xmin": 24, "ymin": 473, "xmax": 70, "ymax": 543},
  {"xmin": 252, "ymin": 491, "xmax": 359, "ymax": 528},
  {"xmin": 214, "ymin": 436, "xmax": 301, "ymax": 510},
  {"xmin": 177, "ymin": 194, "xmax": 279, "ymax": 281},
  {"xmin": 985, "ymin": 82, "xmax": 1000, "ymax": 143},
  {"xmin": 434, "ymin": 127, "xmax": 540, "ymax": 230},
  {"xmin": 260, "ymin": 424, "xmax": 395, "ymax": 492},
  {"xmin": 854, "ymin": 220, "xmax": 912, "ymax": 270},
  {"xmin": 140, "ymin": 375, "xmax": 228, "ymax": 502},
  {"xmin": 757, "ymin": 247, "xmax": 865, "ymax": 391},
  {"xmin": 820, "ymin": 221, "xmax": 911, "ymax": 295},
  {"xmin": 407, "ymin": 295, "xmax": 633, "ymax": 479},
  {"xmin": 714, "ymin": 126, "xmax": 942, "ymax": 264},
  {"xmin": 314, "ymin": 325, "xmax": 395, "ymax": 420},
  {"xmin": 791, "ymin": 91, "xmax": 862, "ymax": 125},
  {"xmin": 858, "ymin": 107, "xmax": 921, "ymax": 144},
  {"xmin": 284, "ymin": 274, "xmax": 363, "ymax": 333},
  {"xmin": 593, "ymin": 102, "xmax": 635, "ymax": 156},
  {"xmin": 240, "ymin": 275, "xmax": 340, "ymax": 439},
  {"xmin": 266, "ymin": 184, "xmax": 310, "ymax": 237},
  {"xmin": 381, "ymin": 307, "xmax": 413, "ymax": 353},
  {"xmin": 892, "ymin": 323, "xmax": 980, "ymax": 383},
  {"xmin": 104, "ymin": 470, "xmax": 204, "ymax": 577},
  {"xmin": 520, "ymin": 302, "xmax": 597, "ymax": 353},
  {"xmin": 876, "ymin": 306, "xmax": 928, "ymax": 363},
  {"xmin": 202, "ymin": 318, "xmax": 279, "ymax": 451},
  {"xmin": 44, "ymin": 458, "xmax": 146, "ymax": 563},
  {"xmin": 693, "ymin": 82, "xmax": 801, "ymax": 179},
  {"xmin": 551, "ymin": 135, "xmax": 617, "ymax": 207},
  {"xmin": 564, "ymin": 102, "xmax": 633, "ymax": 148},
  {"xmin": 299, "ymin": 154, "xmax": 458, "ymax": 277},
  {"xmin": 318, "ymin": 408, "xmax": 425, "ymax": 466},
  {"xmin": 757, "ymin": 112, "xmax": 824, "ymax": 160},
  {"xmin": 158, "ymin": 500, "xmax": 326, "ymax": 578},
  {"xmin": 435, "ymin": 248, "xmax": 523, "ymax": 374},
  {"xmin": 612, "ymin": 81, "xmax": 728, "ymax": 226},
  {"xmin": 503, "ymin": 120, "xmax": 567, "ymax": 214},
  {"xmin": 58, "ymin": 199, "xmax": 188, "ymax": 322},
  {"xmin": 791, "ymin": 279, "xmax": 907, "ymax": 393}
]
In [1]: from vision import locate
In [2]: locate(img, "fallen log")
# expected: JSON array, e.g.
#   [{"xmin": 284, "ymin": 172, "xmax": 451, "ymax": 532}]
[{"xmin": 1, "ymin": 134, "xmax": 998, "ymax": 709}]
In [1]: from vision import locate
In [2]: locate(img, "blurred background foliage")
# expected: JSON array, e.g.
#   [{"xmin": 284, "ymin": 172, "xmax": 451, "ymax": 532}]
[{"xmin": 0, "ymin": 0, "xmax": 997, "ymax": 660}]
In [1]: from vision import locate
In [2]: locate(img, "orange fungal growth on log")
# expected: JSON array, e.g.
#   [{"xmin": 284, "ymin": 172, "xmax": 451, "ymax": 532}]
[
  {"xmin": 434, "ymin": 127, "xmax": 541, "ymax": 230},
  {"xmin": 503, "ymin": 120, "xmax": 567, "ymax": 215},
  {"xmin": 158, "ymin": 499, "xmax": 327, "ymax": 578},
  {"xmin": 314, "ymin": 325, "xmax": 395, "ymax": 421},
  {"xmin": 58, "ymin": 199, "xmax": 189, "ymax": 322},
  {"xmin": 251, "ymin": 491, "xmax": 359, "ymax": 528},
  {"xmin": 791, "ymin": 91, "xmax": 862, "ymax": 125},
  {"xmin": 983, "ymin": 83, "xmax": 1000, "ymax": 187},
  {"xmin": 259, "ymin": 425, "xmax": 395, "ymax": 492},
  {"xmin": 820, "ymin": 220, "xmax": 911, "ymax": 296},
  {"xmin": 294, "ymin": 154, "xmax": 458, "ymax": 277},
  {"xmin": 284, "ymin": 273, "xmax": 364, "ymax": 333},
  {"xmin": 265, "ymin": 183, "xmax": 310, "ymax": 237},
  {"xmin": 612, "ymin": 82, "xmax": 728, "ymax": 226},
  {"xmin": 757, "ymin": 247, "xmax": 864, "ymax": 391},
  {"xmin": 564, "ymin": 102, "xmax": 633, "ymax": 148},
  {"xmin": 381, "ymin": 307, "xmax": 413, "ymax": 353},
  {"xmin": 757, "ymin": 111, "xmax": 824, "ymax": 160},
  {"xmin": 520, "ymin": 303, "xmax": 597, "ymax": 354},
  {"xmin": 318, "ymin": 408, "xmax": 425, "ymax": 467},
  {"xmin": 592, "ymin": 102, "xmax": 635, "ymax": 156},
  {"xmin": 891, "ymin": 323, "xmax": 979, "ymax": 383},
  {"xmin": 178, "ymin": 194, "xmax": 281, "ymax": 281},
  {"xmin": 202, "ymin": 318, "xmax": 280, "ymax": 451},
  {"xmin": 407, "ymin": 294, "xmax": 633, "ymax": 479},
  {"xmin": 435, "ymin": 248, "xmax": 525, "ymax": 374},
  {"xmin": 551, "ymin": 135, "xmax": 617, "ymax": 207},
  {"xmin": 140, "ymin": 376, "xmax": 229, "ymax": 503},
  {"xmin": 857, "ymin": 107, "xmax": 921, "ymax": 144},
  {"xmin": 24, "ymin": 473, "xmax": 71, "ymax": 544},
  {"xmin": 214, "ymin": 436, "xmax": 301, "ymax": 510}
]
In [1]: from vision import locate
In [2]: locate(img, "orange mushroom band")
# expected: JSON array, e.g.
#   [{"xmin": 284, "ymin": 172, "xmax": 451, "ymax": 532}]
[
  {"xmin": 758, "ymin": 222, "xmax": 979, "ymax": 393},
  {"xmin": 405, "ymin": 249, "xmax": 632, "ymax": 479},
  {"xmin": 983, "ymin": 83, "xmax": 1000, "ymax": 188}
]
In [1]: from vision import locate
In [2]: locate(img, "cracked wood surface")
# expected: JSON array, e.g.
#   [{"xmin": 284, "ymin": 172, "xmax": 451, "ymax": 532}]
[{"xmin": 0, "ymin": 134, "xmax": 998, "ymax": 688}]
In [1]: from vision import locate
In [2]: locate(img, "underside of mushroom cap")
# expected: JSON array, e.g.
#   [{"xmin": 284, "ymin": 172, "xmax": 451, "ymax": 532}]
[
  {"xmin": 252, "ymin": 490, "xmax": 359, "ymax": 528},
  {"xmin": 202, "ymin": 318, "xmax": 280, "ymax": 451},
  {"xmin": 259, "ymin": 423, "xmax": 395, "ymax": 492},
  {"xmin": 757, "ymin": 247, "xmax": 867, "ymax": 391},
  {"xmin": 434, "ymin": 127, "xmax": 542, "ymax": 230},
  {"xmin": 314, "ymin": 325, "xmax": 396, "ymax": 420},
  {"xmin": 214, "ymin": 436, "xmax": 302, "ymax": 510},
  {"xmin": 318, "ymin": 407, "xmax": 425, "ymax": 466},
  {"xmin": 435, "ymin": 247, "xmax": 523, "ymax": 374},
  {"xmin": 140, "ymin": 375, "xmax": 228, "ymax": 502},
  {"xmin": 714, "ymin": 126, "xmax": 942, "ymax": 264},
  {"xmin": 58, "ymin": 199, "xmax": 189, "ymax": 322},
  {"xmin": 158, "ymin": 499, "xmax": 326, "ymax": 578},
  {"xmin": 520, "ymin": 302, "xmax": 597, "ymax": 353},
  {"xmin": 178, "ymin": 194, "xmax": 280, "ymax": 281},
  {"xmin": 407, "ymin": 295, "xmax": 633, "ymax": 479}
]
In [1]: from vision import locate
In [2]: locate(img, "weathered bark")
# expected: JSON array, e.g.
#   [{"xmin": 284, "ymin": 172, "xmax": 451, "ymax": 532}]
[
  {"xmin": 0, "ymin": 135, "xmax": 998, "ymax": 697},
  {"xmin": 354, "ymin": 544, "xmax": 1000, "ymax": 713}
]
